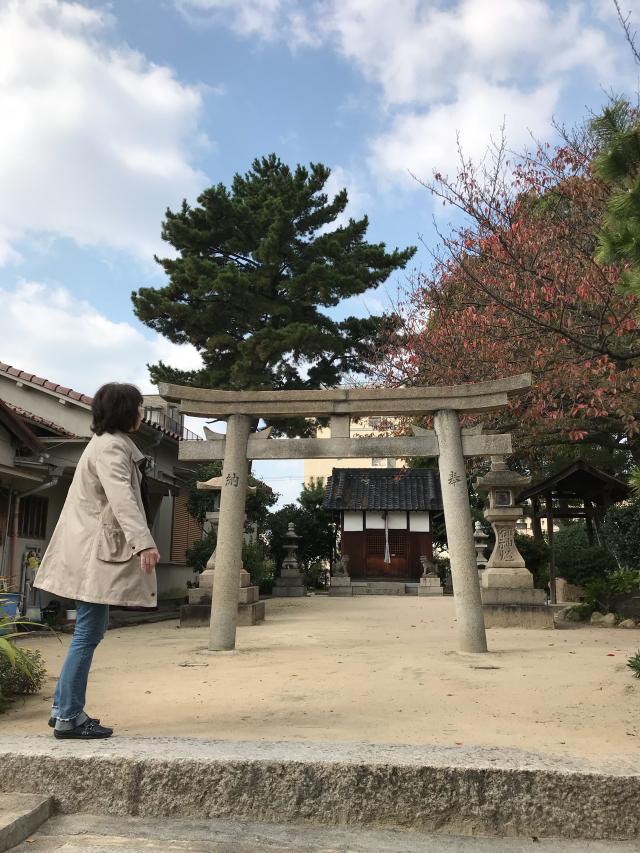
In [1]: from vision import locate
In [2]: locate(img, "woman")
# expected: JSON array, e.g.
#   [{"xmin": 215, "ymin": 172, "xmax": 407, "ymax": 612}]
[{"xmin": 34, "ymin": 383, "xmax": 161, "ymax": 739}]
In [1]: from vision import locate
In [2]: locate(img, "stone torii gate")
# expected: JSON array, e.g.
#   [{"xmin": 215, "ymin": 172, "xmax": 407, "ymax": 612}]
[{"xmin": 160, "ymin": 374, "xmax": 532, "ymax": 655}]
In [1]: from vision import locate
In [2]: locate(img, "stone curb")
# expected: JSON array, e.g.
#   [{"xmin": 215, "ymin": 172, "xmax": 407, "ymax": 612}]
[
  {"xmin": 0, "ymin": 792, "xmax": 53, "ymax": 852},
  {"xmin": 0, "ymin": 738, "xmax": 638, "ymax": 842}
]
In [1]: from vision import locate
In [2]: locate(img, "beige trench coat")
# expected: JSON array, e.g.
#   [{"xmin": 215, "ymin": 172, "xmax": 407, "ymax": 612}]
[{"xmin": 34, "ymin": 431, "xmax": 158, "ymax": 608}]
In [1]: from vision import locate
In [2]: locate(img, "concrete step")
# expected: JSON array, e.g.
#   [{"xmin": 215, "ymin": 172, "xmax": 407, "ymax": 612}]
[
  {"xmin": 10, "ymin": 813, "xmax": 640, "ymax": 853},
  {"xmin": 1, "ymin": 737, "xmax": 639, "ymax": 842},
  {"xmin": 0, "ymin": 792, "xmax": 52, "ymax": 852},
  {"xmin": 352, "ymin": 582, "xmax": 408, "ymax": 595}
]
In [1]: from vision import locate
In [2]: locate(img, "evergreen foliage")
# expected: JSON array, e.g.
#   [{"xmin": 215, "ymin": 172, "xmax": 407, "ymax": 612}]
[
  {"xmin": 553, "ymin": 522, "xmax": 616, "ymax": 586},
  {"xmin": 267, "ymin": 478, "xmax": 335, "ymax": 578},
  {"xmin": 603, "ymin": 497, "xmax": 640, "ymax": 569},
  {"xmin": 591, "ymin": 99, "xmax": 640, "ymax": 293},
  {"xmin": 133, "ymin": 155, "xmax": 415, "ymax": 411},
  {"xmin": 185, "ymin": 462, "xmax": 278, "ymax": 531}
]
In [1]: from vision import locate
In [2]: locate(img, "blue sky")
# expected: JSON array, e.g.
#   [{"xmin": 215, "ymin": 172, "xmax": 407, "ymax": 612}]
[{"xmin": 0, "ymin": 0, "xmax": 637, "ymax": 504}]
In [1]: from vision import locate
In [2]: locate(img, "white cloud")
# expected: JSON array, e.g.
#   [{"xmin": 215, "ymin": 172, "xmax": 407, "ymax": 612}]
[
  {"xmin": 177, "ymin": 0, "xmax": 632, "ymax": 188},
  {"xmin": 318, "ymin": 0, "xmax": 620, "ymax": 106},
  {"xmin": 0, "ymin": 281, "xmax": 203, "ymax": 396},
  {"xmin": 316, "ymin": 0, "xmax": 623, "ymax": 182},
  {"xmin": 370, "ymin": 80, "xmax": 560, "ymax": 184},
  {"xmin": 175, "ymin": 0, "xmax": 321, "ymax": 45},
  {"xmin": 0, "ymin": 0, "xmax": 210, "ymax": 265},
  {"xmin": 322, "ymin": 164, "xmax": 371, "ymax": 229}
]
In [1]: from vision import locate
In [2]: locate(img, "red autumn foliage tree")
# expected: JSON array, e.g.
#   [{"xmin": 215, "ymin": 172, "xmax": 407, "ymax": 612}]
[{"xmin": 376, "ymin": 133, "xmax": 640, "ymax": 473}]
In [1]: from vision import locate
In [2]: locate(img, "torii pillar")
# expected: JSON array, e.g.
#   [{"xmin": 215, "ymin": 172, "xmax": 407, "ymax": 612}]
[
  {"xmin": 210, "ymin": 414, "xmax": 252, "ymax": 650},
  {"xmin": 434, "ymin": 411, "xmax": 487, "ymax": 653}
]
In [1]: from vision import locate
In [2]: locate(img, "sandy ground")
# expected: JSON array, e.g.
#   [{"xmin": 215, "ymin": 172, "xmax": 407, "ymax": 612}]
[{"xmin": 3, "ymin": 596, "xmax": 640, "ymax": 759}]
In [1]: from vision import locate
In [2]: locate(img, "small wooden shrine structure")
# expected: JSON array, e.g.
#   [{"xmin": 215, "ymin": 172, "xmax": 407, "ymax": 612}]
[
  {"xmin": 517, "ymin": 459, "xmax": 629, "ymax": 602},
  {"xmin": 323, "ymin": 468, "xmax": 443, "ymax": 581}
]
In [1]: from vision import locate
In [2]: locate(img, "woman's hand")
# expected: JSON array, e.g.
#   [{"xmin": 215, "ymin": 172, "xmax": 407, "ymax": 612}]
[{"xmin": 139, "ymin": 547, "xmax": 161, "ymax": 574}]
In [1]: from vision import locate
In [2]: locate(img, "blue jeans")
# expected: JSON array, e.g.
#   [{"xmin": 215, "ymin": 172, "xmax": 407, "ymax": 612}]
[{"xmin": 52, "ymin": 601, "xmax": 109, "ymax": 729}]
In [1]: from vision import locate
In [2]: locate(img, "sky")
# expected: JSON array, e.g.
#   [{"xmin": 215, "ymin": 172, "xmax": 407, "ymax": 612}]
[{"xmin": 0, "ymin": 0, "xmax": 637, "ymax": 505}]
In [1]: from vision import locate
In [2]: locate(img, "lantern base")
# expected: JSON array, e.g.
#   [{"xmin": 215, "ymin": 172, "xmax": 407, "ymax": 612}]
[
  {"xmin": 272, "ymin": 568, "xmax": 306, "ymax": 597},
  {"xmin": 481, "ymin": 567, "xmax": 534, "ymax": 589}
]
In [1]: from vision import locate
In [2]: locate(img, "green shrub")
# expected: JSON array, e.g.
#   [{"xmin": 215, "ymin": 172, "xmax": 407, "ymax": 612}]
[
  {"xmin": 604, "ymin": 498, "xmax": 640, "ymax": 569},
  {"xmin": 185, "ymin": 531, "xmax": 216, "ymax": 573},
  {"xmin": 515, "ymin": 534, "xmax": 549, "ymax": 588},
  {"xmin": 303, "ymin": 560, "xmax": 328, "ymax": 590},
  {"xmin": 628, "ymin": 650, "xmax": 640, "ymax": 679},
  {"xmin": 0, "ymin": 648, "xmax": 46, "ymax": 697},
  {"xmin": 583, "ymin": 569, "xmax": 640, "ymax": 613},
  {"xmin": 568, "ymin": 602, "xmax": 595, "ymax": 621},
  {"xmin": 242, "ymin": 541, "xmax": 276, "ymax": 594},
  {"xmin": 554, "ymin": 523, "xmax": 616, "ymax": 586}
]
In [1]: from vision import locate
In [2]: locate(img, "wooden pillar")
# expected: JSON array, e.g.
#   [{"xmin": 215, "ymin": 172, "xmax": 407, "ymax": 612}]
[
  {"xmin": 592, "ymin": 507, "xmax": 605, "ymax": 548},
  {"xmin": 532, "ymin": 496, "xmax": 543, "ymax": 542},
  {"xmin": 584, "ymin": 500, "xmax": 595, "ymax": 546},
  {"xmin": 545, "ymin": 492, "xmax": 556, "ymax": 604}
]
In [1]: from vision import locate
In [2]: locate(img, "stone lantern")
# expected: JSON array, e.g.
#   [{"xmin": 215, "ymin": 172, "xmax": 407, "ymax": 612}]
[
  {"xmin": 475, "ymin": 457, "xmax": 552, "ymax": 628},
  {"xmin": 181, "ymin": 476, "xmax": 265, "ymax": 627},
  {"xmin": 273, "ymin": 522, "xmax": 306, "ymax": 597}
]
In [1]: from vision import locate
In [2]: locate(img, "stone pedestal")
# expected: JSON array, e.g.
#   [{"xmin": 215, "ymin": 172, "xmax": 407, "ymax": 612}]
[
  {"xmin": 418, "ymin": 555, "xmax": 443, "ymax": 597},
  {"xmin": 181, "ymin": 566, "xmax": 264, "ymax": 627},
  {"xmin": 329, "ymin": 575, "xmax": 353, "ymax": 597},
  {"xmin": 273, "ymin": 523, "xmax": 306, "ymax": 598},
  {"xmin": 329, "ymin": 554, "xmax": 352, "ymax": 596},
  {"xmin": 476, "ymin": 458, "xmax": 553, "ymax": 629},
  {"xmin": 418, "ymin": 576, "xmax": 443, "ymax": 596}
]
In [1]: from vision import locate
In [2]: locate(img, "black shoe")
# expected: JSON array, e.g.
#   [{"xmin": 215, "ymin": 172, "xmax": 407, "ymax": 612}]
[
  {"xmin": 48, "ymin": 715, "xmax": 101, "ymax": 728},
  {"xmin": 53, "ymin": 719, "xmax": 113, "ymax": 739}
]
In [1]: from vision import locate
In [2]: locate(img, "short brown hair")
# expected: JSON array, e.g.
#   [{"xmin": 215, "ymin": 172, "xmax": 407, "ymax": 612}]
[{"xmin": 91, "ymin": 383, "xmax": 143, "ymax": 435}]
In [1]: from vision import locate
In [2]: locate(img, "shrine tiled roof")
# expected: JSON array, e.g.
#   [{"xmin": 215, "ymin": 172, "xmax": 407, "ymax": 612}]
[{"xmin": 323, "ymin": 468, "xmax": 443, "ymax": 512}]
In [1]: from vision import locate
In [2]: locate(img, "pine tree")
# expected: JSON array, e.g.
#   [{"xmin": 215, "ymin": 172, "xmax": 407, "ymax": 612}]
[
  {"xmin": 591, "ymin": 99, "xmax": 640, "ymax": 293},
  {"xmin": 133, "ymin": 154, "xmax": 415, "ymax": 394}
]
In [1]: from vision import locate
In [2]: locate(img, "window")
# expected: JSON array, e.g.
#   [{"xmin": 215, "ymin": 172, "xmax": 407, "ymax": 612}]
[
  {"xmin": 368, "ymin": 417, "xmax": 382, "ymax": 428},
  {"xmin": 371, "ymin": 457, "xmax": 385, "ymax": 467},
  {"xmin": 18, "ymin": 496, "xmax": 48, "ymax": 539},
  {"xmin": 494, "ymin": 490, "xmax": 512, "ymax": 507},
  {"xmin": 170, "ymin": 490, "xmax": 203, "ymax": 564}
]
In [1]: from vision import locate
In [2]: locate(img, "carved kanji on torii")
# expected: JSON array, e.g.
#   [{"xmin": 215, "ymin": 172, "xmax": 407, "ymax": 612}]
[{"xmin": 160, "ymin": 374, "xmax": 532, "ymax": 655}]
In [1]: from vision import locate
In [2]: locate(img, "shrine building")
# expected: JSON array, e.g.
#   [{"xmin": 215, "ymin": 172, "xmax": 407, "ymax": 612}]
[{"xmin": 323, "ymin": 467, "xmax": 443, "ymax": 582}]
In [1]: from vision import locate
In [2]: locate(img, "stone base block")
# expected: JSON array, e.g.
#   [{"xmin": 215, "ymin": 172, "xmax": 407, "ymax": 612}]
[
  {"xmin": 352, "ymin": 582, "xmax": 406, "ymax": 595},
  {"xmin": 180, "ymin": 604, "xmax": 210, "ymax": 628},
  {"xmin": 481, "ymin": 588, "xmax": 546, "ymax": 606},
  {"xmin": 329, "ymin": 585, "xmax": 353, "ymax": 596},
  {"xmin": 331, "ymin": 576, "xmax": 352, "ymax": 587},
  {"xmin": 419, "ymin": 578, "xmax": 443, "ymax": 597},
  {"xmin": 198, "ymin": 568, "xmax": 215, "ymax": 591},
  {"xmin": 180, "ymin": 598, "xmax": 266, "ymax": 628},
  {"xmin": 188, "ymin": 589, "xmax": 211, "ymax": 606},
  {"xmin": 482, "ymin": 603, "xmax": 555, "ymax": 629},
  {"xmin": 272, "ymin": 585, "xmax": 306, "ymax": 597},
  {"xmin": 238, "ymin": 586, "xmax": 259, "ymax": 605},
  {"xmin": 239, "ymin": 569, "xmax": 251, "ymax": 589},
  {"xmin": 273, "ymin": 569, "xmax": 306, "ymax": 597},
  {"xmin": 237, "ymin": 600, "xmax": 266, "ymax": 626},
  {"xmin": 482, "ymin": 568, "xmax": 534, "ymax": 590}
]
